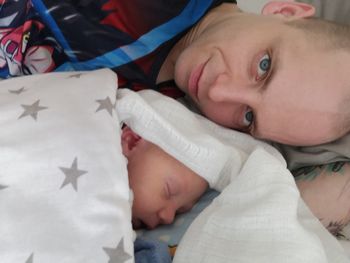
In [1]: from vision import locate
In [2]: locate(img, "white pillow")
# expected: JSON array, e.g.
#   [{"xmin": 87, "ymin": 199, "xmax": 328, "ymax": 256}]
[
  {"xmin": 0, "ymin": 69, "xmax": 134, "ymax": 263},
  {"xmin": 297, "ymin": 0, "xmax": 350, "ymax": 25}
]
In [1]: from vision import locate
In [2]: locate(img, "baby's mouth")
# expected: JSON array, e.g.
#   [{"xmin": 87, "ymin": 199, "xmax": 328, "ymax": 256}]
[{"xmin": 132, "ymin": 218, "xmax": 147, "ymax": 229}]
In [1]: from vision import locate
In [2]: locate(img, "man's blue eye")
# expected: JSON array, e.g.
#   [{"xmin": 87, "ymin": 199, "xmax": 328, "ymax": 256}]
[
  {"xmin": 257, "ymin": 53, "xmax": 271, "ymax": 79},
  {"xmin": 243, "ymin": 108, "xmax": 254, "ymax": 127}
]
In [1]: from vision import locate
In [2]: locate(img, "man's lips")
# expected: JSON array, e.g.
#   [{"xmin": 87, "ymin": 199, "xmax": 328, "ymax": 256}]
[{"xmin": 188, "ymin": 62, "xmax": 206, "ymax": 100}]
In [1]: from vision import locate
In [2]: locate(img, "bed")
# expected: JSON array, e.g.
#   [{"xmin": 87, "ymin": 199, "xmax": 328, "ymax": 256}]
[{"xmin": 0, "ymin": 69, "xmax": 349, "ymax": 262}]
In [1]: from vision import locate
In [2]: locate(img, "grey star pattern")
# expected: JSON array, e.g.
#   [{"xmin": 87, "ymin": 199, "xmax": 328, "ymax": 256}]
[
  {"xmin": 0, "ymin": 184, "xmax": 8, "ymax": 191},
  {"xmin": 25, "ymin": 253, "xmax": 34, "ymax": 263},
  {"xmin": 103, "ymin": 238, "xmax": 132, "ymax": 263},
  {"xmin": 96, "ymin": 96, "xmax": 114, "ymax": 116},
  {"xmin": 68, "ymin": 73, "xmax": 83, "ymax": 79},
  {"xmin": 59, "ymin": 157, "xmax": 87, "ymax": 191},
  {"xmin": 18, "ymin": 100, "xmax": 48, "ymax": 120},
  {"xmin": 9, "ymin": 87, "xmax": 26, "ymax": 94}
]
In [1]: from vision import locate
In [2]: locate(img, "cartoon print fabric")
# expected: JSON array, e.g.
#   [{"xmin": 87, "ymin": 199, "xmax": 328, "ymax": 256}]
[{"xmin": 0, "ymin": 0, "xmax": 235, "ymax": 92}]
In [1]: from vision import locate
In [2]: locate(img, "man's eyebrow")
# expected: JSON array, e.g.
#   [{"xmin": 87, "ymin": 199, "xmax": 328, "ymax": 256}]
[
  {"xmin": 261, "ymin": 35, "xmax": 282, "ymax": 91},
  {"xmin": 261, "ymin": 49, "xmax": 279, "ymax": 92},
  {"xmin": 254, "ymin": 46, "xmax": 281, "ymax": 137}
]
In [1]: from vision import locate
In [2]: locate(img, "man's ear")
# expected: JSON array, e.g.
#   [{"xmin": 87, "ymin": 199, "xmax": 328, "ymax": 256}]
[
  {"xmin": 262, "ymin": 1, "xmax": 315, "ymax": 19},
  {"xmin": 121, "ymin": 126, "xmax": 142, "ymax": 157}
]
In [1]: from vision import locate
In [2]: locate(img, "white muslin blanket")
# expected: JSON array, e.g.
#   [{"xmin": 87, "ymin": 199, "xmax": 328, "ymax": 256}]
[{"xmin": 116, "ymin": 88, "xmax": 350, "ymax": 263}]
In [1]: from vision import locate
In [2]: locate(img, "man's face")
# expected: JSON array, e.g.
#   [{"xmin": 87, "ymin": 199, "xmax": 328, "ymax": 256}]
[
  {"xmin": 126, "ymin": 138, "xmax": 208, "ymax": 229},
  {"xmin": 174, "ymin": 11, "xmax": 350, "ymax": 146}
]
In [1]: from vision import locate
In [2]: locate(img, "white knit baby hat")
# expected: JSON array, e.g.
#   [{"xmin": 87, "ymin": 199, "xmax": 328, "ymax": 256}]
[{"xmin": 116, "ymin": 89, "xmax": 284, "ymax": 190}]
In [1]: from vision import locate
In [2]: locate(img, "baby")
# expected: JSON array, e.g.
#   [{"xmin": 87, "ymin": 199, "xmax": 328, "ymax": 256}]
[
  {"xmin": 122, "ymin": 122, "xmax": 350, "ymax": 237},
  {"xmin": 121, "ymin": 126, "xmax": 208, "ymax": 230}
]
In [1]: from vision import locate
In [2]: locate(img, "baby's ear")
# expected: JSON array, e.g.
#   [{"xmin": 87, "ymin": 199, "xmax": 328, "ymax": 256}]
[{"xmin": 121, "ymin": 126, "xmax": 142, "ymax": 157}]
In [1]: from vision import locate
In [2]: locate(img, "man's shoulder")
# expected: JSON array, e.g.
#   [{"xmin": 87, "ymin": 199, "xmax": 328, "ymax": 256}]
[{"xmin": 273, "ymin": 133, "xmax": 350, "ymax": 170}]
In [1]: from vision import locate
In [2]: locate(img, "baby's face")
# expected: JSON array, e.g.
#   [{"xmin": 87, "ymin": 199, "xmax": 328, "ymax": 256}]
[{"xmin": 124, "ymin": 136, "xmax": 208, "ymax": 229}]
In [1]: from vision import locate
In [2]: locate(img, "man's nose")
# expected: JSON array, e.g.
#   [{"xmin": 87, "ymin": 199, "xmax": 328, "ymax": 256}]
[
  {"xmin": 158, "ymin": 207, "xmax": 176, "ymax": 225},
  {"xmin": 208, "ymin": 74, "xmax": 256, "ymax": 104}
]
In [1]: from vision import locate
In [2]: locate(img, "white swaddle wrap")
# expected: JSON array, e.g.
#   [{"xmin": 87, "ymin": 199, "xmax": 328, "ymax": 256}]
[{"xmin": 116, "ymin": 88, "xmax": 350, "ymax": 263}]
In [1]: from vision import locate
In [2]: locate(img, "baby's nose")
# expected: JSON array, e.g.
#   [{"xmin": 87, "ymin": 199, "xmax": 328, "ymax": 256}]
[{"xmin": 158, "ymin": 207, "xmax": 176, "ymax": 225}]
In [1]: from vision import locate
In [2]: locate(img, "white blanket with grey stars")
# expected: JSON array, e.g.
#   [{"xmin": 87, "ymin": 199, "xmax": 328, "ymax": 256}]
[{"xmin": 0, "ymin": 69, "xmax": 134, "ymax": 263}]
